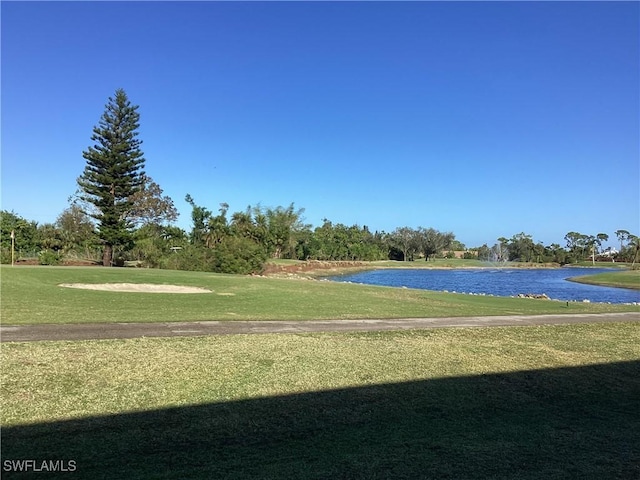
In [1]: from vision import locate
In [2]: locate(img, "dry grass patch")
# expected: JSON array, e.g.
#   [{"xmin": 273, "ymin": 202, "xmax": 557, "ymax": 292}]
[
  {"xmin": 3, "ymin": 323, "xmax": 639, "ymax": 426},
  {"xmin": 2, "ymin": 323, "xmax": 639, "ymax": 479}
]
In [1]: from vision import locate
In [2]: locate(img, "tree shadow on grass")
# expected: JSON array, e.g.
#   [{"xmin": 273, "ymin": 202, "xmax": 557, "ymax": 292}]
[{"xmin": 3, "ymin": 361, "xmax": 639, "ymax": 479}]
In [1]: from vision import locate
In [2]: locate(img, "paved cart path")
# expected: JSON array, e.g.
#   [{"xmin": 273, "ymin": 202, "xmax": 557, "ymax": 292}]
[{"xmin": 1, "ymin": 312, "xmax": 638, "ymax": 342}]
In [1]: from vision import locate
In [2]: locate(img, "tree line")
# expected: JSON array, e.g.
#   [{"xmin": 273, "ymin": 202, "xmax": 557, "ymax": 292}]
[
  {"xmin": 2, "ymin": 89, "xmax": 638, "ymax": 273},
  {"xmin": 473, "ymin": 231, "xmax": 639, "ymax": 265},
  {"xmin": 3, "ymin": 201, "xmax": 638, "ymax": 274}
]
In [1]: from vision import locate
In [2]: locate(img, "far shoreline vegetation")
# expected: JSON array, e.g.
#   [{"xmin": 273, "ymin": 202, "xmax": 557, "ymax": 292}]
[
  {"xmin": 3, "ymin": 206, "xmax": 639, "ymax": 279},
  {"xmin": 2, "ymin": 210, "xmax": 638, "ymax": 278}
]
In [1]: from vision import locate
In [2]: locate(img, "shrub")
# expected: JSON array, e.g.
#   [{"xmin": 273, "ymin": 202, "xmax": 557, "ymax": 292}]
[
  {"xmin": 163, "ymin": 245, "xmax": 214, "ymax": 272},
  {"xmin": 161, "ymin": 239, "xmax": 267, "ymax": 275},
  {"xmin": 211, "ymin": 237, "xmax": 267, "ymax": 274},
  {"xmin": 38, "ymin": 250, "xmax": 62, "ymax": 266}
]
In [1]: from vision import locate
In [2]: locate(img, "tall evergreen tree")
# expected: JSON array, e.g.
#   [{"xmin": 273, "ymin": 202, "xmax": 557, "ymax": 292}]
[{"xmin": 77, "ymin": 89, "xmax": 146, "ymax": 266}]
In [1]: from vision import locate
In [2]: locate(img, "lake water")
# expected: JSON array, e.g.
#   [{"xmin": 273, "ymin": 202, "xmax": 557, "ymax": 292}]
[{"xmin": 329, "ymin": 267, "xmax": 640, "ymax": 304}]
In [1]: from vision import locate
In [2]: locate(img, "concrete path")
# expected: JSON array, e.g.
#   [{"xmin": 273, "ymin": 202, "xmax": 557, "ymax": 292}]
[{"xmin": 1, "ymin": 312, "xmax": 637, "ymax": 343}]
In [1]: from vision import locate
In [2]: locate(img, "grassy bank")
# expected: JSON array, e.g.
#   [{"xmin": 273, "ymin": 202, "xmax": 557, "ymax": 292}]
[
  {"xmin": 1, "ymin": 266, "xmax": 637, "ymax": 325},
  {"xmin": 2, "ymin": 323, "xmax": 639, "ymax": 479},
  {"xmin": 569, "ymin": 269, "xmax": 640, "ymax": 290}
]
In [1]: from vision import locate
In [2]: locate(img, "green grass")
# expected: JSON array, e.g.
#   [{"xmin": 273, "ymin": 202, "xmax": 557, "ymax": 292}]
[
  {"xmin": 1, "ymin": 266, "xmax": 637, "ymax": 325},
  {"xmin": 569, "ymin": 269, "xmax": 640, "ymax": 290},
  {"xmin": 266, "ymin": 258, "xmax": 306, "ymax": 266},
  {"xmin": 570, "ymin": 261, "xmax": 631, "ymax": 268},
  {"xmin": 2, "ymin": 323, "xmax": 639, "ymax": 479}
]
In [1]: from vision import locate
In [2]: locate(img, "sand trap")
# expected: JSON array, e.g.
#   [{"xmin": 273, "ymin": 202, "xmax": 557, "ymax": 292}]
[{"xmin": 59, "ymin": 283, "xmax": 212, "ymax": 294}]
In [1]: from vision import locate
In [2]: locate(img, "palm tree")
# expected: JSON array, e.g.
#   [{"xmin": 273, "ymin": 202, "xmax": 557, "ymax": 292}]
[
  {"xmin": 615, "ymin": 230, "xmax": 630, "ymax": 254},
  {"xmin": 629, "ymin": 235, "xmax": 640, "ymax": 267},
  {"xmin": 590, "ymin": 233, "xmax": 609, "ymax": 265},
  {"xmin": 205, "ymin": 204, "xmax": 229, "ymax": 248}
]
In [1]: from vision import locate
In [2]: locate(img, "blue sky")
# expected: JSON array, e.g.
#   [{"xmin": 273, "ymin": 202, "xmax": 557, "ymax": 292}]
[{"xmin": 2, "ymin": 1, "xmax": 638, "ymax": 248}]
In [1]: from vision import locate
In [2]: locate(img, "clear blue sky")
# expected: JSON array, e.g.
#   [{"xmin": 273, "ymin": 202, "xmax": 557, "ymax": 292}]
[{"xmin": 2, "ymin": 1, "xmax": 638, "ymax": 248}]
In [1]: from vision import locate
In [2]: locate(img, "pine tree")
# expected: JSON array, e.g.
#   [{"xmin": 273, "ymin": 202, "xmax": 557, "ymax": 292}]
[{"xmin": 77, "ymin": 89, "xmax": 146, "ymax": 266}]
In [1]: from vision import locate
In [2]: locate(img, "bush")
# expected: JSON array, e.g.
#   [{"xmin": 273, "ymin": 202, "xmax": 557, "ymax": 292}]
[
  {"xmin": 128, "ymin": 237, "xmax": 167, "ymax": 268},
  {"xmin": 212, "ymin": 237, "xmax": 267, "ymax": 274},
  {"xmin": 38, "ymin": 250, "xmax": 62, "ymax": 266},
  {"xmin": 162, "ymin": 239, "xmax": 267, "ymax": 275},
  {"xmin": 163, "ymin": 245, "xmax": 215, "ymax": 272}
]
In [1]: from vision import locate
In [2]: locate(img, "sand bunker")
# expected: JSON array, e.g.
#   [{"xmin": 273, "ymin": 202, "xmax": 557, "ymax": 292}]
[{"xmin": 59, "ymin": 283, "xmax": 212, "ymax": 294}]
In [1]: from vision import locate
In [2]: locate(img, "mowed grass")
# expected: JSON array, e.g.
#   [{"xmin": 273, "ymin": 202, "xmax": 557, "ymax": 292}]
[
  {"xmin": 570, "ymin": 269, "xmax": 640, "ymax": 290},
  {"xmin": 2, "ymin": 323, "xmax": 639, "ymax": 479},
  {"xmin": 1, "ymin": 266, "xmax": 637, "ymax": 325}
]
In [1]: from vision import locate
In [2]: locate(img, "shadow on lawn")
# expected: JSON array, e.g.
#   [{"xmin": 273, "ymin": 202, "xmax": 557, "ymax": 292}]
[{"xmin": 3, "ymin": 361, "xmax": 639, "ymax": 479}]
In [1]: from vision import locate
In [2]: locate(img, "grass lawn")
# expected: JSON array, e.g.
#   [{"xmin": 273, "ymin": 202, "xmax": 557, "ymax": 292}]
[
  {"xmin": 366, "ymin": 258, "xmax": 498, "ymax": 268},
  {"xmin": 569, "ymin": 269, "xmax": 640, "ymax": 290},
  {"xmin": 1, "ymin": 266, "xmax": 637, "ymax": 325},
  {"xmin": 2, "ymin": 323, "xmax": 639, "ymax": 479}
]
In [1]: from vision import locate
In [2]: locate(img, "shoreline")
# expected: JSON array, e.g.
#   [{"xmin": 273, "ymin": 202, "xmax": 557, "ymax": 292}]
[
  {"xmin": 567, "ymin": 274, "xmax": 640, "ymax": 291},
  {"xmin": 262, "ymin": 260, "xmax": 628, "ymax": 279},
  {"xmin": 263, "ymin": 260, "xmax": 640, "ymax": 294}
]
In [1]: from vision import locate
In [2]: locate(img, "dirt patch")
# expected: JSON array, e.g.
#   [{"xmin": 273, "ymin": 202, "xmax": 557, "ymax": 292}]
[
  {"xmin": 59, "ymin": 283, "xmax": 212, "ymax": 294},
  {"xmin": 13, "ymin": 259, "xmax": 100, "ymax": 266},
  {"xmin": 262, "ymin": 260, "xmax": 369, "ymax": 275}
]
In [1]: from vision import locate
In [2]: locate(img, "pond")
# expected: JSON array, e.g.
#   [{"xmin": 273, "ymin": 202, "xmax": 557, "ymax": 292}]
[{"xmin": 329, "ymin": 267, "xmax": 640, "ymax": 304}]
